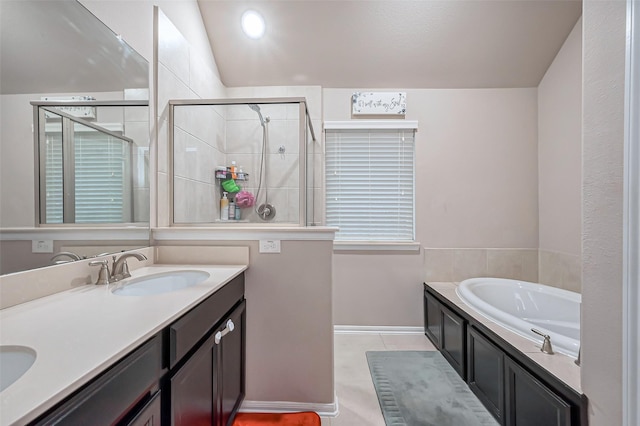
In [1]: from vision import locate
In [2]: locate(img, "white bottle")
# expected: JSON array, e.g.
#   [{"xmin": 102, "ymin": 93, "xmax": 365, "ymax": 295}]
[
  {"xmin": 220, "ymin": 192, "xmax": 229, "ymax": 221},
  {"xmin": 228, "ymin": 200, "xmax": 236, "ymax": 220}
]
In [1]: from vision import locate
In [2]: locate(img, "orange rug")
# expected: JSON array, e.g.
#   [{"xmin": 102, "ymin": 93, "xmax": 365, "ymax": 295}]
[{"xmin": 232, "ymin": 412, "xmax": 321, "ymax": 426}]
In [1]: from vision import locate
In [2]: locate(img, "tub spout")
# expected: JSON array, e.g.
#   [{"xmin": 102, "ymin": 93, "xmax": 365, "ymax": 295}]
[
  {"xmin": 575, "ymin": 348, "xmax": 580, "ymax": 366},
  {"xmin": 531, "ymin": 328, "xmax": 554, "ymax": 354}
]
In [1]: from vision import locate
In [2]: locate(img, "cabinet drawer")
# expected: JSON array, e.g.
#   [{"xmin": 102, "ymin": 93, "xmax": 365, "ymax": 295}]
[
  {"xmin": 169, "ymin": 274, "xmax": 244, "ymax": 368},
  {"xmin": 34, "ymin": 334, "xmax": 163, "ymax": 426}
]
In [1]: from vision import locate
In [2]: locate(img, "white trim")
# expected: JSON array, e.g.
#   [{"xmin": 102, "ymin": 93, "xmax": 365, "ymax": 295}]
[
  {"xmin": 323, "ymin": 120, "xmax": 418, "ymax": 130},
  {"xmin": 152, "ymin": 226, "xmax": 337, "ymax": 242},
  {"xmin": 623, "ymin": 0, "xmax": 640, "ymax": 424},
  {"xmin": 334, "ymin": 325, "xmax": 424, "ymax": 335},
  {"xmin": 239, "ymin": 398, "xmax": 339, "ymax": 417},
  {"xmin": 0, "ymin": 227, "xmax": 148, "ymax": 241},
  {"xmin": 333, "ymin": 241, "xmax": 421, "ymax": 252}
]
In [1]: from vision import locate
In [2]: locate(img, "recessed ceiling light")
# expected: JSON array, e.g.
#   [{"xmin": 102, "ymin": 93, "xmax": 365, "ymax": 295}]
[{"xmin": 241, "ymin": 10, "xmax": 265, "ymax": 39}]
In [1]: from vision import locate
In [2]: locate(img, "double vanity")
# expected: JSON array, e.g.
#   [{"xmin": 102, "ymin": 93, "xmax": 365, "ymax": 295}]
[{"xmin": 0, "ymin": 258, "xmax": 247, "ymax": 425}]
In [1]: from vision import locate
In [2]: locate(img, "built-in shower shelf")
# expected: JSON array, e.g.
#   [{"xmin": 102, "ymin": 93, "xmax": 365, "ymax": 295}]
[{"xmin": 215, "ymin": 173, "xmax": 249, "ymax": 181}]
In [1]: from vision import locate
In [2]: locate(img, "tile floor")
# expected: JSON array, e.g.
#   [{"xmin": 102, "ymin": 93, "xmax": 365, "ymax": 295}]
[{"xmin": 321, "ymin": 333, "xmax": 437, "ymax": 426}]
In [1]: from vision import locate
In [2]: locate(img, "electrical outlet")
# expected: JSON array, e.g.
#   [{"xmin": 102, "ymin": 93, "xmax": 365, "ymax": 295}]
[
  {"xmin": 32, "ymin": 239, "xmax": 54, "ymax": 253},
  {"xmin": 259, "ymin": 239, "xmax": 281, "ymax": 253}
]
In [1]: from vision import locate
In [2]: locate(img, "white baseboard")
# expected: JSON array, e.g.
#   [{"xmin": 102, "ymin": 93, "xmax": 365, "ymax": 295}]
[
  {"xmin": 334, "ymin": 325, "xmax": 424, "ymax": 334},
  {"xmin": 239, "ymin": 397, "xmax": 339, "ymax": 417}
]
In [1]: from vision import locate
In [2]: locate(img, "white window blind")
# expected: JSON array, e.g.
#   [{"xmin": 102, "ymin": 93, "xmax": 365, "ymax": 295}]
[{"xmin": 325, "ymin": 123, "xmax": 416, "ymax": 241}]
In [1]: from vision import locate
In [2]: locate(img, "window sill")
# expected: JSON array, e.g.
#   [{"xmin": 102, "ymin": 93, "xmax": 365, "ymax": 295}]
[{"xmin": 333, "ymin": 241, "xmax": 421, "ymax": 252}]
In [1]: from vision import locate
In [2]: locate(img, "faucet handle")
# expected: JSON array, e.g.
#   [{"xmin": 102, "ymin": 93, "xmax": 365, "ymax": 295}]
[
  {"xmin": 120, "ymin": 260, "xmax": 132, "ymax": 279},
  {"xmin": 88, "ymin": 260, "xmax": 110, "ymax": 285},
  {"xmin": 531, "ymin": 328, "xmax": 554, "ymax": 354}
]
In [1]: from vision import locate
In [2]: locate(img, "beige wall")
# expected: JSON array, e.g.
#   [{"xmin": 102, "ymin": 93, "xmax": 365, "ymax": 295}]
[
  {"xmin": 538, "ymin": 18, "xmax": 583, "ymax": 292},
  {"xmin": 155, "ymin": 240, "xmax": 335, "ymax": 406},
  {"xmin": 325, "ymin": 88, "xmax": 539, "ymax": 326},
  {"xmin": 582, "ymin": 1, "xmax": 626, "ymax": 424}
]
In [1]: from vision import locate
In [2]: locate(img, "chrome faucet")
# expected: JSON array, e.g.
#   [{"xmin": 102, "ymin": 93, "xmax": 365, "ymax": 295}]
[
  {"xmin": 51, "ymin": 251, "xmax": 82, "ymax": 264},
  {"xmin": 531, "ymin": 328, "xmax": 554, "ymax": 354},
  {"xmin": 110, "ymin": 253, "xmax": 147, "ymax": 281}
]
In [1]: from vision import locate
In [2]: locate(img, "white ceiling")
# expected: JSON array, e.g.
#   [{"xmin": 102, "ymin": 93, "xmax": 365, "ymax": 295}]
[{"xmin": 198, "ymin": 0, "xmax": 582, "ymax": 89}]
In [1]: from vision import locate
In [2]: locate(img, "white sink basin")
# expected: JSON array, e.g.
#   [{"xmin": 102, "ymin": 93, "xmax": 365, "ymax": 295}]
[
  {"xmin": 0, "ymin": 346, "xmax": 36, "ymax": 392},
  {"xmin": 112, "ymin": 270, "xmax": 210, "ymax": 296}
]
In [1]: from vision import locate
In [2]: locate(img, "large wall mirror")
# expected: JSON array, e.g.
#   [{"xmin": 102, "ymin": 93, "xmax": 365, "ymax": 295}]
[{"xmin": 0, "ymin": 1, "xmax": 150, "ymax": 275}]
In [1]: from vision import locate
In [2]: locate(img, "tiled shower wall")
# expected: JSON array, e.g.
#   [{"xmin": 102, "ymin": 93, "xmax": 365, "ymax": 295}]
[
  {"xmin": 124, "ymin": 88, "xmax": 151, "ymax": 223},
  {"xmin": 228, "ymin": 86, "xmax": 324, "ymax": 225},
  {"xmin": 173, "ymin": 105, "xmax": 225, "ymax": 223},
  {"xmin": 224, "ymin": 104, "xmax": 301, "ymax": 223},
  {"xmin": 172, "ymin": 103, "xmax": 309, "ymax": 224}
]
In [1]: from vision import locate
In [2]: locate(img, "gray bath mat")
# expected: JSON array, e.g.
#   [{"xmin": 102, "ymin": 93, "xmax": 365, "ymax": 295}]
[{"xmin": 366, "ymin": 351, "xmax": 498, "ymax": 426}]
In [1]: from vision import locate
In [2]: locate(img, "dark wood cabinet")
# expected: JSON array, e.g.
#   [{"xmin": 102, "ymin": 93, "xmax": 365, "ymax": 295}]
[
  {"xmin": 467, "ymin": 326, "xmax": 505, "ymax": 424},
  {"xmin": 33, "ymin": 334, "xmax": 164, "ymax": 426},
  {"xmin": 423, "ymin": 283, "xmax": 584, "ymax": 426},
  {"xmin": 505, "ymin": 358, "xmax": 572, "ymax": 426},
  {"xmin": 424, "ymin": 290, "xmax": 441, "ymax": 348},
  {"xmin": 218, "ymin": 302, "xmax": 246, "ymax": 426},
  {"xmin": 169, "ymin": 300, "xmax": 246, "ymax": 426},
  {"xmin": 424, "ymin": 290, "xmax": 465, "ymax": 378},
  {"xmin": 441, "ymin": 305, "xmax": 466, "ymax": 379},
  {"xmin": 162, "ymin": 271, "xmax": 246, "ymax": 426},
  {"xmin": 31, "ymin": 272, "xmax": 246, "ymax": 426},
  {"xmin": 128, "ymin": 391, "xmax": 162, "ymax": 426}
]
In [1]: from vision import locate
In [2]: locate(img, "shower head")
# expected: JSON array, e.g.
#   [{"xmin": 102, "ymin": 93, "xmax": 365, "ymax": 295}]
[{"xmin": 248, "ymin": 104, "xmax": 266, "ymax": 127}]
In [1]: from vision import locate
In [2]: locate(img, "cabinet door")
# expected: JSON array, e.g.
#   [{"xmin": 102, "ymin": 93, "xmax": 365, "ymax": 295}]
[
  {"xmin": 215, "ymin": 301, "xmax": 246, "ymax": 426},
  {"xmin": 170, "ymin": 333, "xmax": 216, "ymax": 426},
  {"xmin": 505, "ymin": 358, "xmax": 572, "ymax": 426},
  {"xmin": 423, "ymin": 290, "xmax": 442, "ymax": 348},
  {"xmin": 441, "ymin": 305, "xmax": 466, "ymax": 379},
  {"xmin": 467, "ymin": 326, "xmax": 504, "ymax": 424},
  {"xmin": 127, "ymin": 391, "xmax": 161, "ymax": 426}
]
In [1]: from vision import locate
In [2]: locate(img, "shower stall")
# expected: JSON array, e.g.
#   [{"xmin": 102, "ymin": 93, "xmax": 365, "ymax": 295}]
[
  {"xmin": 32, "ymin": 100, "xmax": 150, "ymax": 225},
  {"xmin": 169, "ymin": 98, "xmax": 319, "ymax": 226}
]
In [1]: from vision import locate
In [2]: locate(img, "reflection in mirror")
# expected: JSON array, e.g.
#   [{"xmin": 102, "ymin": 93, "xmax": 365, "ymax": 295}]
[
  {"xmin": 34, "ymin": 102, "xmax": 150, "ymax": 225},
  {"xmin": 0, "ymin": 1, "xmax": 150, "ymax": 275}
]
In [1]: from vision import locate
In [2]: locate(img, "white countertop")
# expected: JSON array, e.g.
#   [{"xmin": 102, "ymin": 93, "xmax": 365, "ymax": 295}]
[{"xmin": 0, "ymin": 264, "xmax": 247, "ymax": 426}]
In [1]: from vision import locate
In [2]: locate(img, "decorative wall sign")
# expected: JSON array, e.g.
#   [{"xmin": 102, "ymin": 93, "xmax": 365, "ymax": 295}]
[
  {"xmin": 41, "ymin": 96, "xmax": 97, "ymax": 119},
  {"xmin": 352, "ymin": 92, "xmax": 406, "ymax": 116}
]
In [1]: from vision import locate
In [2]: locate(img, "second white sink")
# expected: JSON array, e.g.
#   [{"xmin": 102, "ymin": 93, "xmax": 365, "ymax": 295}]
[
  {"xmin": 0, "ymin": 346, "xmax": 36, "ymax": 393},
  {"xmin": 112, "ymin": 270, "xmax": 210, "ymax": 296}
]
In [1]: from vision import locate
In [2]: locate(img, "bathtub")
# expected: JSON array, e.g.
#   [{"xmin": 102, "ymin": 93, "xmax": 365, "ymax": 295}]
[{"xmin": 456, "ymin": 278, "xmax": 580, "ymax": 358}]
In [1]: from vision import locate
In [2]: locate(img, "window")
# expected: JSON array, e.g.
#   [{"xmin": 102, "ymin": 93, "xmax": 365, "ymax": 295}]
[{"xmin": 325, "ymin": 121, "xmax": 417, "ymax": 242}]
